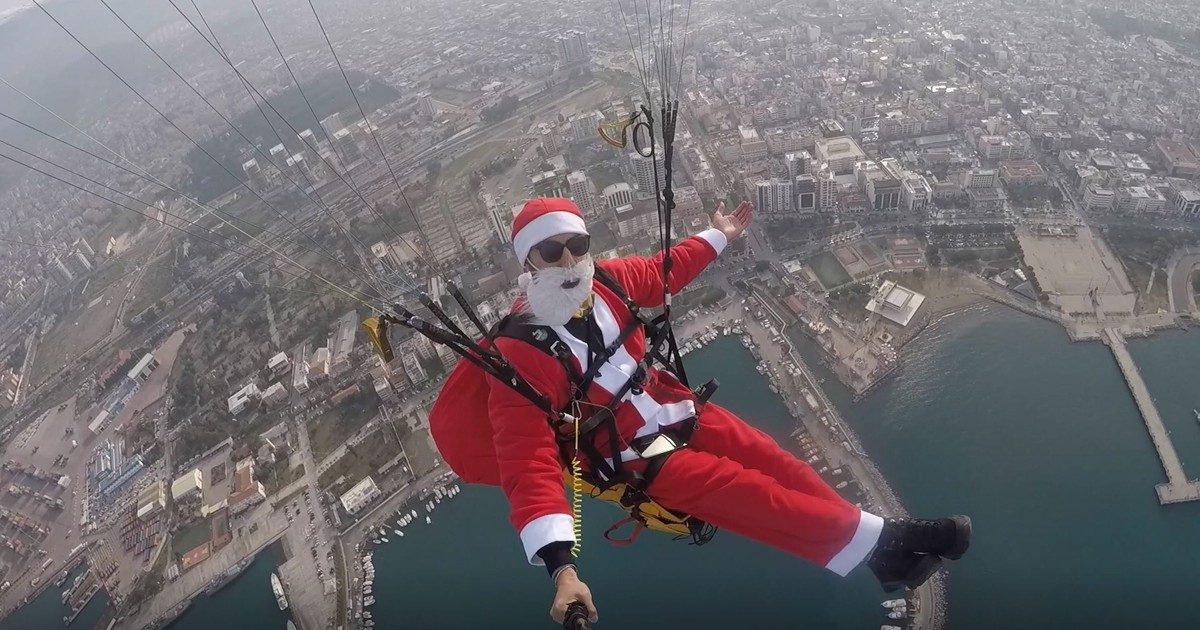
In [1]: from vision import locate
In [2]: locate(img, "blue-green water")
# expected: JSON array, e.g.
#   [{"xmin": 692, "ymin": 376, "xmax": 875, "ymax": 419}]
[
  {"xmin": 844, "ymin": 304, "xmax": 1200, "ymax": 628},
  {"xmin": 0, "ymin": 562, "xmax": 105, "ymax": 629},
  {"xmin": 164, "ymin": 551, "xmax": 289, "ymax": 630},
  {"xmin": 6, "ymin": 304, "xmax": 1200, "ymax": 628},
  {"xmin": 370, "ymin": 341, "xmax": 886, "ymax": 629},
  {"xmin": 0, "ymin": 549, "xmax": 287, "ymax": 630}
]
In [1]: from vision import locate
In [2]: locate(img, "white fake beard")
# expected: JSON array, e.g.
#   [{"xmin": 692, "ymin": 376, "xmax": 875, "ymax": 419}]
[{"xmin": 516, "ymin": 255, "xmax": 595, "ymax": 326}]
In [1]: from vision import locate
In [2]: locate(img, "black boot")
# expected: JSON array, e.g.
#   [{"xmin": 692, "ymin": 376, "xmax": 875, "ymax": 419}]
[
  {"xmin": 866, "ymin": 548, "xmax": 942, "ymax": 593},
  {"xmin": 876, "ymin": 515, "xmax": 971, "ymax": 560}
]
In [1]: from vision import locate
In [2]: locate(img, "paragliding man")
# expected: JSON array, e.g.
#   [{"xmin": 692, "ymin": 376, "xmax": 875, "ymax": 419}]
[{"xmin": 431, "ymin": 197, "xmax": 970, "ymax": 624}]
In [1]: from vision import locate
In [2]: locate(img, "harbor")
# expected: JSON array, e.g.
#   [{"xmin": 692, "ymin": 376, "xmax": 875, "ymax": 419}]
[
  {"xmin": 344, "ymin": 476, "xmax": 463, "ymax": 628},
  {"xmin": 661, "ymin": 296, "xmax": 943, "ymax": 629},
  {"xmin": 119, "ymin": 503, "xmax": 290, "ymax": 630},
  {"xmin": 1102, "ymin": 328, "xmax": 1200, "ymax": 504}
]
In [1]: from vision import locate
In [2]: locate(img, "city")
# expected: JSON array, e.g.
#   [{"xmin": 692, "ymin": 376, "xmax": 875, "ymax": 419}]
[{"xmin": 0, "ymin": 0, "xmax": 1199, "ymax": 628}]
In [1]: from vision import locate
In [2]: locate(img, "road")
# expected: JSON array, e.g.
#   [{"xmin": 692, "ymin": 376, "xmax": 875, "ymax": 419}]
[{"xmin": 1167, "ymin": 247, "xmax": 1200, "ymax": 314}]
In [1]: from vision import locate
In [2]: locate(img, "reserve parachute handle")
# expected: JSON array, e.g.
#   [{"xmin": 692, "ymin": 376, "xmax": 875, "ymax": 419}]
[{"xmin": 596, "ymin": 109, "xmax": 654, "ymax": 158}]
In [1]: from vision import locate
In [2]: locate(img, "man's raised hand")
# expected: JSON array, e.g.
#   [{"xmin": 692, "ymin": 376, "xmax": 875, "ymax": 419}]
[{"xmin": 711, "ymin": 201, "xmax": 754, "ymax": 241}]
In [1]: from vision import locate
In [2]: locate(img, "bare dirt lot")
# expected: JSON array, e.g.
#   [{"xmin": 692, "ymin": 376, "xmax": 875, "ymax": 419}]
[
  {"xmin": 1017, "ymin": 225, "xmax": 1135, "ymax": 315},
  {"xmin": 29, "ymin": 282, "xmax": 125, "ymax": 386}
]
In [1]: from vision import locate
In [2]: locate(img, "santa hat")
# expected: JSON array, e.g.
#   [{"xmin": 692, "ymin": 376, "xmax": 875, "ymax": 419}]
[{"xmin": 511, "ymin": 197, "xmax": 589, "ymax": 264}]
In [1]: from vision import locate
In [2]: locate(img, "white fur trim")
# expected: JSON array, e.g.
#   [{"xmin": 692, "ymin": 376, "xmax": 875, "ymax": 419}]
[
  {"xmin": 695, "ymin": 228, "xmax": 727, "ymax": 255},
  {"xmin": 519, "ymin": 513, "xmax": 576, "ymax": 565},
  {"xmin": 513, "ymin": 211, "xmax": 589, "ymax": 264},
  {"xmin": 825, "ymin": 511, "xmax": 884, "ymax": 576}
]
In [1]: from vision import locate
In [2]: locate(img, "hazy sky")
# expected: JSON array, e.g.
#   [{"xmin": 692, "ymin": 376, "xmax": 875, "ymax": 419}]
[{"xmin": 0, "ymin": 1, "xmax": 30, "ymax": 21}]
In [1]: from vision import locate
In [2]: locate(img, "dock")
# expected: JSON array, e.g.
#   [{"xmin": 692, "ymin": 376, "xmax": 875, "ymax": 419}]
[{"xmin": 1102, "ymin": 328, "xmax": 1200, "ymax": 504}]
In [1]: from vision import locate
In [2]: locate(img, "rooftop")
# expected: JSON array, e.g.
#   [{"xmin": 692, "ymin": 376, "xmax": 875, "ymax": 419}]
[{"xmin": 865, "ymin": 280, "xmax": 926, "ymax": 326}]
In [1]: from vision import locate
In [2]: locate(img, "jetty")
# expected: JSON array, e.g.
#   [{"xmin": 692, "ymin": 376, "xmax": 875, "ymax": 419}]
[{"xmin": 1102, "ymin": 328, "xmax": 1200, "ymax": 504}]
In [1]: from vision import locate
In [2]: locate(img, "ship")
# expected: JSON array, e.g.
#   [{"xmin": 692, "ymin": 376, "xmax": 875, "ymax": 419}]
[
  {"xmin": 1194, "ymin": 408, "xmax": 1199, "ymax": 422},
  {"xmin": 204, "ymin": 556, "xmax": 253, "ymax": 596},
  {"xmin": 881, "ymin": 599, "xmax": 906, "ymax": 608},
  {"xmin": 287, "ymin": 622, "xmax": 296, "ymax": 630},
  {"xmin": 270, "ymin": 572, "xmax": 289, "ymax": 611}
]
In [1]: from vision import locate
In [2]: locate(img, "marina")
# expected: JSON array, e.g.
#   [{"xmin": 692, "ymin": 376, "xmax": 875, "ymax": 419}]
[{"xmin": 346, "ymin": 477, "xmax": 465, "ymax": 625}]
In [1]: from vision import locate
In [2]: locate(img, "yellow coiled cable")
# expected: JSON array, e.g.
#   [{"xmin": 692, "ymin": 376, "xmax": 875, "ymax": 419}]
[{"xmin": 571, "ymin": 414, "xmax": 583, "ymax": 557}]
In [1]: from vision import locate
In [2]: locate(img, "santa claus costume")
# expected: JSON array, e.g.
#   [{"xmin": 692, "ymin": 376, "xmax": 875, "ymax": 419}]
[{"xmin": 430, "ymin": 197, "xmax": 969, "ymax": 592}]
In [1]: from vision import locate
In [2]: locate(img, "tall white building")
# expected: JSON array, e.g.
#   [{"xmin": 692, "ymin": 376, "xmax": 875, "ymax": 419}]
[
  {"xmin": 50, "ymin": 257, "xmax": 73, "ymax": 285},
  {"xmin": 1082, "ymin": 186, "xmax": 1115, "ymax": 212},
  {"xmin": 243, "ymin": 158, "xmax": 267, "ymax": 190},
  {"xmin": 554, "ymin": 30, "xmax": 590, "ymax": 64},
  {"xmin": 569, "ymin": 111, "xmax": 601, "ymax": 143},
  {"xmin": 901, "ymin": 174, "xmax": 933, "ymax": 214},
  {"xmin": 287, "ymin": 153, "xmax": 317, "ymax": 184},
  {"xmin": 792, "ymin": 175, "xmax": 816, "ymax": 214},
  {"xmin": 815, "ymin": 165, "xmax": 838, "ymax": 211},
  {"xmin": 755, "ymin": 179, "xmax": 794, "ymax": 215},
  {"xmin": 567, "ymin": 171, "xmax": 601, "ymax": 219},
  {"xmin": 320, "ymin": 112, "xmax": 344, "ymax": 138},
  {"xmin": 1167, "ymin": 181, "xmax": 1200, "ymax": 216},
  {"xmin": 785, "ymin": 151, "xmax": 812, "ymax": 181},
  {"xmin": 630, "ymin": 153, "xmax": 666, "ymax": 193},
  {"xmin": 541, "ymin": 128, "xmax": 561, "ymax": 155},
  {"xmin": 298, "ymin": 128, "xmax": 319, "ymax": 153},
  {"xmin": 401, "ymin": 341, "xmax": 428, "ymax": 384},
  {"xmin": 961, "ymin": 168, "xmax": 999, "ymax": 189},
  {"xmin": 332, "ymin": 128, "xmax": 363, "ymax": 164},
  {"xmin": 485, "ymin": 200, "xmax": 513, "ymax": 244}
]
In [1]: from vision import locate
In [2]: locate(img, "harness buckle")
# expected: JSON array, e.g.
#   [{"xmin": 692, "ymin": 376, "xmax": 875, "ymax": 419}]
[{"xmin": 629, "ymin": 365, "xmax": 647, "ymax": 395}]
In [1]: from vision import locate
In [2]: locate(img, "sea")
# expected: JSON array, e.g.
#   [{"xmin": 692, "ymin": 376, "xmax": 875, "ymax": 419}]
[{"xmin": 5, "ymin": 303, "xmax": 1200, "ymax": 629}]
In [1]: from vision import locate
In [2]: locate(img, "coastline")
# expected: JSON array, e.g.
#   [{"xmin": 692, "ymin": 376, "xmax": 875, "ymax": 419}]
[{"xmin": 675, "ymin": 299, "xmax": 946, "ymax": 629}]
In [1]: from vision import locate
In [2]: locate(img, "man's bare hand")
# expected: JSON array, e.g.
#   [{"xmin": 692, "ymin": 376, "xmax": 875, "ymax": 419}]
[
  {"xmin": 550, "ymin": 568, "xmax": 598, "ymax": 625},
  {"xmin": 712, "ymin": 201, "xmax": 754, "ymax": 240}
]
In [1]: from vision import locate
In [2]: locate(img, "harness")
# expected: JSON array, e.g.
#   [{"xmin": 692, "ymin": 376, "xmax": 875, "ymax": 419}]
[{"xmin": 492, "ymin": 267, "xmax": 719, "ymax": 546}]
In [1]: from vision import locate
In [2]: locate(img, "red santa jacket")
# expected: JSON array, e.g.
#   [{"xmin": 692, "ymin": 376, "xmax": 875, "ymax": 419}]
[{"xmin": 485, "ymin": 229, "xmax": 727, "ymax": 564}]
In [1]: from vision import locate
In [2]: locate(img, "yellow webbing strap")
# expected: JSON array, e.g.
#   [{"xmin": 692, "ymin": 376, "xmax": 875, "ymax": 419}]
[{"xmin": 562, "ymin": 472, "xmax": 695, "ymax": 539}]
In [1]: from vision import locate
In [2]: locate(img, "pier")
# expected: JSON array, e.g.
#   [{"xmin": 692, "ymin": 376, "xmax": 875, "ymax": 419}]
[{"xmin": 1102, "ymin": 328, "xmax": 1200, "ymax": 504}]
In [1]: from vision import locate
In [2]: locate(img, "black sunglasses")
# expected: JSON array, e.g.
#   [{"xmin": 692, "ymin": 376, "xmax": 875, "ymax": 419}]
[{"xmin": 532, "ymin": 234, "xmax": 591, "ymax": 263}]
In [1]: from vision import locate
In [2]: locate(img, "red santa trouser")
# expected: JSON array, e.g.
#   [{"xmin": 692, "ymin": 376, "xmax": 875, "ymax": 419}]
[{"xmin": 634, "ymin": 402, "xmax": 876, "ymax": 574}]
